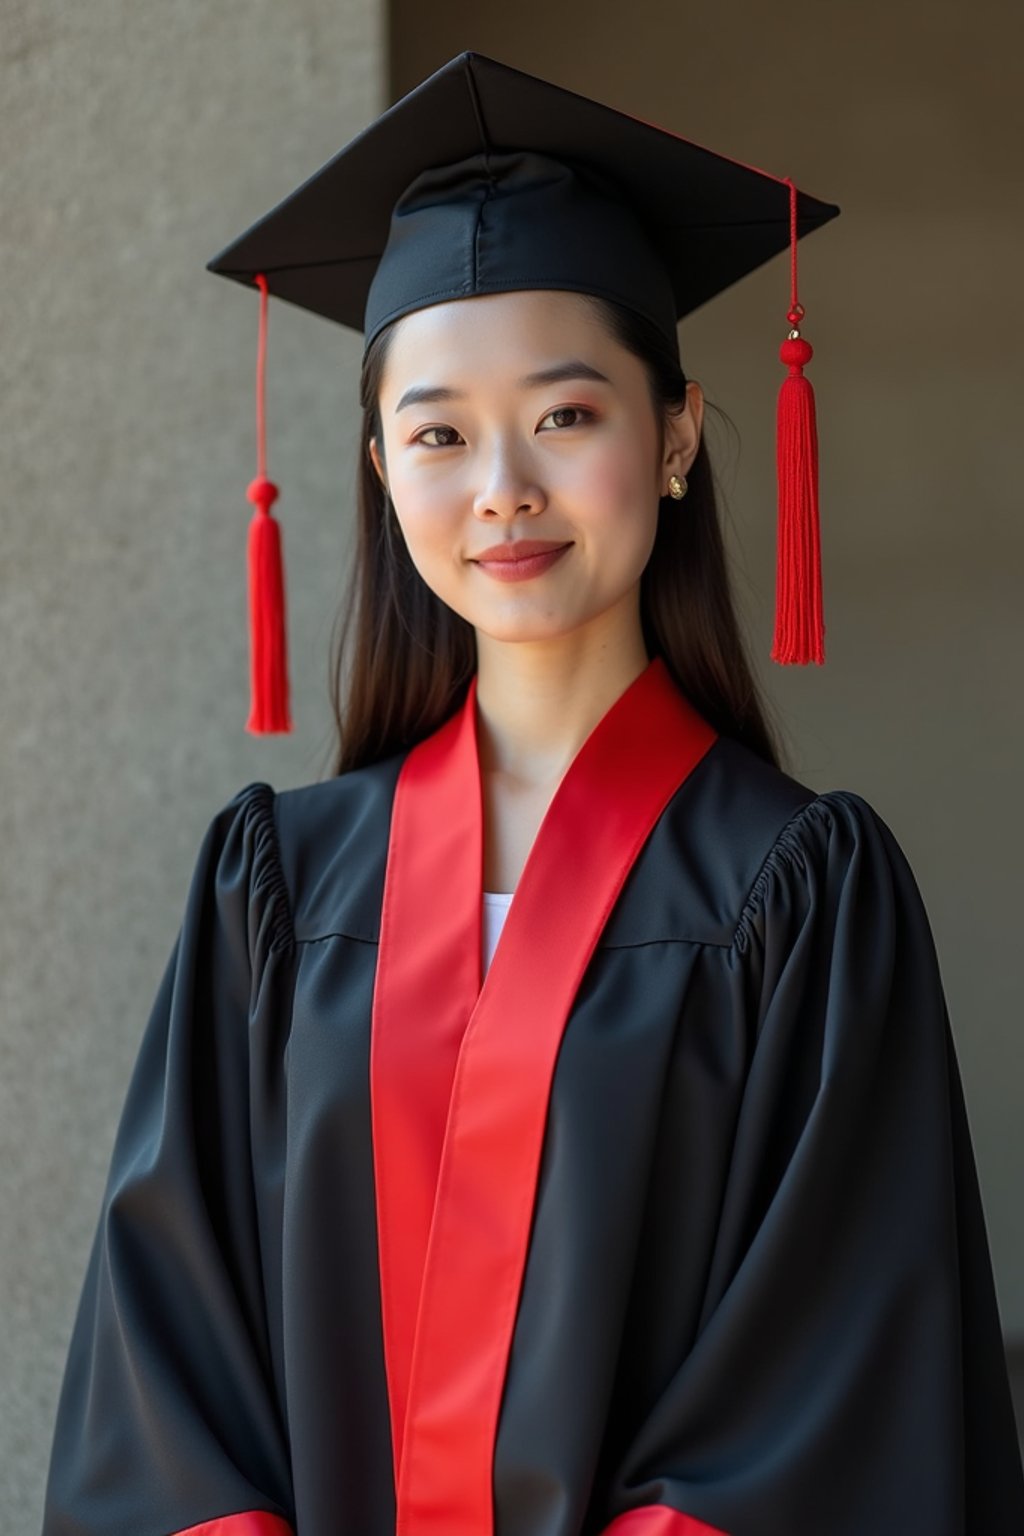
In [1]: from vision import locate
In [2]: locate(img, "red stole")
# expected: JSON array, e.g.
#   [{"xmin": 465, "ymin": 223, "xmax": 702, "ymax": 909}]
[{"xmin": 369, "ymin": 656, "xmax": 718, "ymax": 1536}]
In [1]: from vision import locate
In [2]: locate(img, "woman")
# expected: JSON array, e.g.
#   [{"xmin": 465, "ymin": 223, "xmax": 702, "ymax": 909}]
[{"xmin": 43, "ymin": 51, "xmax": 1024, "ymax": 1536}]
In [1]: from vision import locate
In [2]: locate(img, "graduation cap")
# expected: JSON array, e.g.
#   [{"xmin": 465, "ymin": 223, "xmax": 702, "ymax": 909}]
[{"xmin": 206, "ymin": 50, "xmax": 840, "ymax": 734}]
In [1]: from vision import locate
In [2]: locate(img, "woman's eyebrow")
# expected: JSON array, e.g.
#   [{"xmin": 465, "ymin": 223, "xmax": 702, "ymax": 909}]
[{"xmin": 395, "ymin": 360, "xmax": 612, "ymax": 413}]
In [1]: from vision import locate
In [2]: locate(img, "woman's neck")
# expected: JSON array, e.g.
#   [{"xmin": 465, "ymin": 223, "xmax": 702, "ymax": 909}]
[
  {"xmin": 474, "ymin": 621, "xmax": 650, "ymax": 893},
  {"xmin": 473, "ymin": 623, "xmax": 650, "ymax": 793}
]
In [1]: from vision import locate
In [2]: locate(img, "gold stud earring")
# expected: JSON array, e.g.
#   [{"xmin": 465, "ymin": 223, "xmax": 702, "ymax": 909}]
[{"xmin": 668, "ymin": 474, "xmax": 688, "ymax": 500}]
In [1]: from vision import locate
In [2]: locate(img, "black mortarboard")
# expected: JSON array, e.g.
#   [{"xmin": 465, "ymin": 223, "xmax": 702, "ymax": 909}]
[{"xmin": 206, "ymin": 50, "xmax": 841, "ymax": 734}]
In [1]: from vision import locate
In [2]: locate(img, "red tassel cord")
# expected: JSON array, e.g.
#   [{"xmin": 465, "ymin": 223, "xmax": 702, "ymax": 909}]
[
  {"xmin": 246, "ymin": 272, "xmax": 292, "ymax": 732},
  {"xmin": 772, "ymin": 178, "xmax": 825, "ymax": 665}
]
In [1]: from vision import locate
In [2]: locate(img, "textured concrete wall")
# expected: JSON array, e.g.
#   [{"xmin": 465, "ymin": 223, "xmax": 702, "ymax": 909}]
[
  {"xmin": 0, "ymin": 0, "xmax": 382, "ymax": 1523},
  {"xmin": 393, "ymin": 0, "xmax": 1024, "ymax": 1345}
]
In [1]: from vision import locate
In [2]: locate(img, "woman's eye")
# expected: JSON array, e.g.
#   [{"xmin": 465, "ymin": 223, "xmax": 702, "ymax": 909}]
[
  {"xmin": 414, "ymin": 425, "xmax": 463, "ymax": 448},
  {"xmin": 539, "ymin": 405, "xmax": 595, "ymax": 431}
]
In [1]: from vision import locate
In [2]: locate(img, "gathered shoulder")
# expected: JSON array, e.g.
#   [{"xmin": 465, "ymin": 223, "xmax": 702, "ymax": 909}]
[
  {"xmin": 732, "ymin": 779, "xmax": 934, "ymax": 961},
  {"xmin": 265, "ymin": 754, "xmax": 408, "ymax": 944},
  {"xmin": 655, "ymin": 732, "xmax": 931, "ymax": 961},
  {"xmin": 200, "ymin": 778, "xmax": 295, "ymax": 961}
]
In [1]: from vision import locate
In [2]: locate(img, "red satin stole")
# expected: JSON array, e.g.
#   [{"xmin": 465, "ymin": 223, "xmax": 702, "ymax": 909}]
[{"xmin": 369, "ymin": 655, "xmax": 718, "ymax": 1536}]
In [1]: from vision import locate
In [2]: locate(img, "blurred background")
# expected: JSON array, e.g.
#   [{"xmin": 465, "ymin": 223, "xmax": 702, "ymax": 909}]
[{"xmin": 2, "ymin": 0, "xmax": 1021, "ymax": 1524}]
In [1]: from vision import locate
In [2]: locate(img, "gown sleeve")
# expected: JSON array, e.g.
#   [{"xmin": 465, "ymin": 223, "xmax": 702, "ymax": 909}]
[
  {"xmin": 42, "ymin": 782, "xmax": 295, "ymax": 1536},
  {"xmin": 597, "ymin": 790, "xmax": 1024, "ymax": 1536}
]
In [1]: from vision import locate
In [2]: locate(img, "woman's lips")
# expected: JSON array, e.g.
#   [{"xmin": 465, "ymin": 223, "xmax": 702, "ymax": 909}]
[{"xmin": 471, "ymin": 544, "xmax": 572, "ymax": 582}]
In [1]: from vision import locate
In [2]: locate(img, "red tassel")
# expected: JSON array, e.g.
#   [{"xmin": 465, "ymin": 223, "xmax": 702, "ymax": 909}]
[
  {"xmin": 771, "ymin": 180, "xmax": 825, "ymax": 665},
  {"xmin": 246, "ymin": 474, "xmax": 292, "ymax": 733},
  {"xmin": 245, "ymin": 274, "xmax": 292, "ymax": 733}
]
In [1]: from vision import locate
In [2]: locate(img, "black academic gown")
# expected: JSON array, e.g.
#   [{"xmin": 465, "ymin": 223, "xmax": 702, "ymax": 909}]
[{"xmin": 42, "ymin": 659, "xmax": 1024, "ymax": 1536}]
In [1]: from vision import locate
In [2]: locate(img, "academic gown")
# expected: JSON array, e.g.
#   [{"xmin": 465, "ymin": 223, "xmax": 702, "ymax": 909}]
[{"xmin": 42, "ymin": 656, "xmax": 1024, "ymax": 1536}]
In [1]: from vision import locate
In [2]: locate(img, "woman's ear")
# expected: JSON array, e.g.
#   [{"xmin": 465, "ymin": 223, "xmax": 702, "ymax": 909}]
[
  {"xmin": 368, "ymin": 435, "xmax": 388, "ymax": 493},
  {"xmin": 663, "ymin": 381, "xmax": 704, "ymax": 487}
]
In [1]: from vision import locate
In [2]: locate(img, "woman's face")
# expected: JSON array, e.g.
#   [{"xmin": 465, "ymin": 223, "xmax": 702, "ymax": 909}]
[{"xmin": 369, "ymin": 289, "xmax": 703, "ymax": 648}]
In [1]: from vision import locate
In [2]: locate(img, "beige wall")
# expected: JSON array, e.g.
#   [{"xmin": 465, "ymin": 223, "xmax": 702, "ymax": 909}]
[
  {"xmin": 0, "ymin": 0, "xmax": 383, "ymax": 1524},
  {"xmin": 394, "ymin": 2, "xmax": 1024, "ymax": 1329},
  {"xmin": 3, "ymin": 0, "xmax": 1021, "ymax": 1524}
]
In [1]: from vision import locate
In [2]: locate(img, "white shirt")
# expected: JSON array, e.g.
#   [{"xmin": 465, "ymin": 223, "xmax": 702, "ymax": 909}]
[{"xmin": 481, "ymin": 891, "xmax": 514, "ymax": 975}]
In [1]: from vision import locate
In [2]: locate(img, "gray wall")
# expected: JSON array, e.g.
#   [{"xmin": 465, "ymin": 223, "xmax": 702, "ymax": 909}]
[
  {"xmin": 3, "ymin": 0, "xmax": 1021, "ymax": 1524},
  {"xmin": 1, "ymin": 0, "xmax": 383, "ymax": 1524},
  {"xmin": 392, "ymin": 0, "xmax": 1024, "ymax": 1329}
]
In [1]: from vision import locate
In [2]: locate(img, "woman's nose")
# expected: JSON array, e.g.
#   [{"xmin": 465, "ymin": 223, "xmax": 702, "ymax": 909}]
[{"xmin": 471, "ymin": 451, "xmax": 548, "ymax": 520}]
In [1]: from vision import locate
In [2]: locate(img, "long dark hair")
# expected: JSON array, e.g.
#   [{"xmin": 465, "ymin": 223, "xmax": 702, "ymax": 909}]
[{"xmin": 325, "ymin": 293, "xmax": 786, "ymax": 777}]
